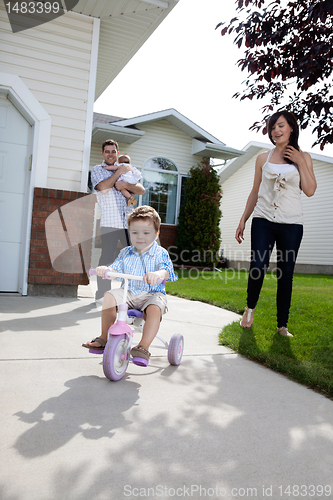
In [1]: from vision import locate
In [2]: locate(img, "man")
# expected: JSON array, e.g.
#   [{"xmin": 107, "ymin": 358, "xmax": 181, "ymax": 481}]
[{"xmin": 91, "ymin": 139, "xmax": 145, "ymax": 301}]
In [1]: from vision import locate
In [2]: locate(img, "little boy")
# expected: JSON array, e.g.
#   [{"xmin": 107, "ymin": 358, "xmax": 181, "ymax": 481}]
[
  {"xmin": 82, "ymin": 206, "xmax": 178, "ymax": 366},
  {"xmin": 103, "ymin": 154, "xmax": 141, "ymax": 206}
]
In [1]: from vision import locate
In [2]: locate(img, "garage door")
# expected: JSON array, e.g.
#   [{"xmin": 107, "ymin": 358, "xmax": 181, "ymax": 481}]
[{"xmin": 0, "ymin": 96, "xmax": 31, "ymax": 292}]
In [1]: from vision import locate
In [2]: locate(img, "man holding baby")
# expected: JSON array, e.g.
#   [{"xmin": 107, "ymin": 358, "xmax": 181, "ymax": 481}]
[{"xmin": 91, "ymin": 139, "xmax": 145, "ymax": 301}]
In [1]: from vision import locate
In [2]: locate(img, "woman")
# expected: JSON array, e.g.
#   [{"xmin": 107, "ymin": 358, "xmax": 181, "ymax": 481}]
[{"xmin": 235, "ymin": 110, "xmax": 317, "ymax": 336}]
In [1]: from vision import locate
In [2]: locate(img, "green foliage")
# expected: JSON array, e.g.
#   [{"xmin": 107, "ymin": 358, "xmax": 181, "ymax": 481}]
[
  {"xmin": 216, "ymin": 0, "xmax": 333, "ymax": 149},
  {"xmin": 176, "ymin": 158, "xmax": 222, "ymax": 267},
  {"xmin": 167, "ymin": 270, "xmax": 333, "ymax": 399}
]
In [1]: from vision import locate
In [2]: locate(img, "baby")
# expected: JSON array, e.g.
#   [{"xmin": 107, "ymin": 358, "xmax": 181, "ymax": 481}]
[{"xmin": 104, "ymin": 154, "xmax": 142, "ymax": 206}]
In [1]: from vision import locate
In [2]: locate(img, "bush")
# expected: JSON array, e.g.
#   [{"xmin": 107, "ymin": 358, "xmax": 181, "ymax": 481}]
[{"xmin": 175, "ymin": 158, "xmax": 222, "ymax": 267}]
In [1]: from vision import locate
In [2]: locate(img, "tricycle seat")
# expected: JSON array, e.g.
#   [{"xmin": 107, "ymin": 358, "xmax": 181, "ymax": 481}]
[{"xmin": 127, "ymin": 309, "xmax": 143, "ymax": 319}]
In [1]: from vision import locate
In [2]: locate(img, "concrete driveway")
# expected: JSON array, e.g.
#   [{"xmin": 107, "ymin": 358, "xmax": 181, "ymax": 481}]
[{"xmin": 0, "ymin": 283, "xmax": 332, "ymax": 500}]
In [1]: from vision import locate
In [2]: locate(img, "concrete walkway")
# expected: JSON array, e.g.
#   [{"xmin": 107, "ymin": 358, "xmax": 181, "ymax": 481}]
[{"xmin": 0, "ymin": 282, "xmax": 332, "ymax": 500}]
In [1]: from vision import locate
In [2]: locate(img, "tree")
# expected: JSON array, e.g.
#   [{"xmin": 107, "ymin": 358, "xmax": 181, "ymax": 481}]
[
  {"xmin": 176, "ymin": 158, "xmax": 222, "ymax": 267},
  {"xmin": 216, "ymin": 0, "xmax": 333, "ymax": 150}
]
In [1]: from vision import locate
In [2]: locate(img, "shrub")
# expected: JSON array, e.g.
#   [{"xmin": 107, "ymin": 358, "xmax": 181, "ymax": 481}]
[{"xmin": 175, "ymin": 158, "xmax": 222, "ymax": 267}]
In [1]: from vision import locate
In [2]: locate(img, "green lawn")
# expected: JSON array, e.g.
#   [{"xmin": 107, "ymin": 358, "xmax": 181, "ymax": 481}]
[{"xmin": 166, "ymin": 269, "xmax": 333, "ymax": 399}]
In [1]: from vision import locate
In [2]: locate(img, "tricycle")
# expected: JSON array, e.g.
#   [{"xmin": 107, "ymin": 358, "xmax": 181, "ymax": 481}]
[{"xmin": 88, "ymin": 268, "xmax": 184, "ymax": 381}]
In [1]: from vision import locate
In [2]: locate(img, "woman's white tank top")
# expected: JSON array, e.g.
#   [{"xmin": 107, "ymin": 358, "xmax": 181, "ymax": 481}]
[{"xmin": 253, "ymin": 149, "xmax": 303, "ymax": 224}]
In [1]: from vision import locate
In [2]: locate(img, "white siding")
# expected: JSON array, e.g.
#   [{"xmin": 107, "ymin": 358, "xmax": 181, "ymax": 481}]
[
  {"xmin": 0, "ymin": 7, "xmax": 94, "ymax": 191},
  {"xmin": 220, "ymin": 152, "xmax": 333, "ymax": 268},
  {"xmin": 298, "ymin": 160, "xmax": 333, "ymax": 265},
  {"xmin": 90, "ymin": 143, "xmax": 104, "ymax": 169},
  {"xmin": 220, "ymin": 150, "xmax": 264, "ymax": 267},
  {"xmin": 90, "ymin": 120, "xmax": 200, "ymax": 173}
]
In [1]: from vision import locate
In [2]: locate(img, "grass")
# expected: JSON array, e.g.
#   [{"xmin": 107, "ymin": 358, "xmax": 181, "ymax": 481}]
[{"xmin": 166, "ymin": 269, "xmax": 333, "ymax": 399}]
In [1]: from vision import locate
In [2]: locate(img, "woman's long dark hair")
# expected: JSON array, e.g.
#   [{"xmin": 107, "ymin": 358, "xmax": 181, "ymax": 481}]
[{"xmin": 268, "ymin": 111, "xmax": 300, "ymax": 164}]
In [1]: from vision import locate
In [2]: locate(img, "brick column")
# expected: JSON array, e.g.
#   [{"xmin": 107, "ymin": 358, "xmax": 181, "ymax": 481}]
[
  {"xmin": 159, "ymin": 225, "xmax": 178, "ymax": 251},
  {"xmin": 28, "ymin": 188, "xmax": 96, "ymax": 297}
]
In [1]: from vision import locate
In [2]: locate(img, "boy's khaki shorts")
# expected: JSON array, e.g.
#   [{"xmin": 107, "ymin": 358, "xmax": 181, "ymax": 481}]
[{"xmin": 106, "ymin": 289, "xmax": 168, "ymax": 320}]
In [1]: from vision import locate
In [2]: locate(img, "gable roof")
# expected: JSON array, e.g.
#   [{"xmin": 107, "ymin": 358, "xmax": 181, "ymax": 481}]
[
  {"xmin": 68, "ymin": 0, "xmax": 179, "ymax": 99},
  {"xmin": 112, "ymin": 108, "xmax": 224, "ymax": 144},
  {"xmin": 218, "ymin": 140, "xmax": 333, "ymax": 183},
  {"xmin": 219, "ymin": 141, "xmax": 271, "ymax": 183},
  {"xmin": 92, "ymin": 109, "xmax": 245, "ymax": 160}
]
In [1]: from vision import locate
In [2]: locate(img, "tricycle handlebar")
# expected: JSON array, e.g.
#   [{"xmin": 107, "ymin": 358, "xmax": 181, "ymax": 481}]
[{"xmin": 89, "ymin": 268, "xmax": 166, "ymax": 285}]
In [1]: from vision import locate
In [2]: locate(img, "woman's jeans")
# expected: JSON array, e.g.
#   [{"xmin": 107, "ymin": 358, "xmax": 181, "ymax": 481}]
[{"xmin": 247, "ymin": 217, "xmax": 303, "ymax": 327}]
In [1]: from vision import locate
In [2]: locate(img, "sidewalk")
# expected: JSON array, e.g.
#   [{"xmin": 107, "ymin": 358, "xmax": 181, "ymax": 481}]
[{"xmin": 0, "ymin": 281, "xmax": 332, "ymax": 500}]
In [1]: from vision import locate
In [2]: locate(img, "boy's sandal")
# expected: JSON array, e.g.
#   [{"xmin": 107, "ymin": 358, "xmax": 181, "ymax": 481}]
[
  {"xmin": 277, "ymin": 327, "xmax": 293, "ymax": 337},
  {"xmin": 131, "ymin": 345, "xmax": 151, "ymax": 367},
  {"xmin": 240, "ymin": 307, "xmax": 255, "ymax": 328},
  {"xmin": 82, "ymin": 336, "xmax": 106, "ymax": 352}
]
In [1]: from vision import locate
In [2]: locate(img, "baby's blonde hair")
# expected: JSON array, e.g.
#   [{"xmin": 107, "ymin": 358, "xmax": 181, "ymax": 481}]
[
  {"xmin": 118, "ymin": 154, "xmax": 131, "ymax": 163},
  {"xmin": 128, "ymin": 205, "xmax": 161, "ymax": 233}
]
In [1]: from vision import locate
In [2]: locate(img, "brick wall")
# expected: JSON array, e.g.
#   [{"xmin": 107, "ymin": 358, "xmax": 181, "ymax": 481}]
[
  {"xmin": 159, "ymin": 224, "xmax": 178, "ymax": 250},
  {"xmin": 28, "ymin": 188, "xmax": 96, "ymax": 296}
]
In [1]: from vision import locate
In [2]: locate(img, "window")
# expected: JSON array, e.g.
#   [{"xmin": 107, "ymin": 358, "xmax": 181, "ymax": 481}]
[
  {"xmin": 141, "ymin": 157, "xmax": 179, "ymax": 225},
  {"xmin": 179, "ymin": 175, "xmax": 188, "ymax": 210}
]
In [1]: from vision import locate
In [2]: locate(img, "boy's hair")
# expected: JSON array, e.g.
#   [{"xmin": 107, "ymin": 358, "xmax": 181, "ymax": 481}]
[
  {"xmin": 128, "ymin": 205, "xmax": 161, "ymax": 233},
  {"xmin": 102, "ymin": 139, "xmax": 119, "ymax": 152}
]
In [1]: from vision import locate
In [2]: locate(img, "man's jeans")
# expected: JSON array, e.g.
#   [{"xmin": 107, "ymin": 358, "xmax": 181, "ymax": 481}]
[{"xmin": 96, "ymin": 227, "xmax": 129, "ymax": 300}]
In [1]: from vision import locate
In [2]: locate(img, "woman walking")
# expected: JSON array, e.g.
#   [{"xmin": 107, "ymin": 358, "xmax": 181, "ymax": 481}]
[{"xmin": 235, "ymin": 111, "xmax": 317, "ymax": 336}]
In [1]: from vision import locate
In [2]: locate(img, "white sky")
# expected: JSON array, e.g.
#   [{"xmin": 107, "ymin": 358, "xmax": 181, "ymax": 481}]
[{"xmin": 94, "ymin": 0, "xmax": 333, "ymax": 158}]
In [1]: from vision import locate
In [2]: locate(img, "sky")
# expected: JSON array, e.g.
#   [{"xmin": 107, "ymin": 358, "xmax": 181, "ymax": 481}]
[{"xmin": 94, "ymin": 0, "xmax": 333, "ymax": 158}]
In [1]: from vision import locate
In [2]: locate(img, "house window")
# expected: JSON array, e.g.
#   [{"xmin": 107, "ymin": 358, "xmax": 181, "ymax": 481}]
[
  {"xmin": 180, "ymin": 175, "xmax": 188, "ymax": 209},
  {"xmin": 141, "ymin": 157, "xmax": 179, "ymax": 225}
]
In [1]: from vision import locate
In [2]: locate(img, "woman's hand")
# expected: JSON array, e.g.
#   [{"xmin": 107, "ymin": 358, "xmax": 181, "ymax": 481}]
[
  {"xmin": 284, "ymin": 145, "xmax": 303, "ymax": 164},
  {"xmin": 235, "ymin": 221, "xmax": 245, "ymax": 244},
  {"xmin": 284, "ymin": 147, "xmax": 317, "ymax": 196}
]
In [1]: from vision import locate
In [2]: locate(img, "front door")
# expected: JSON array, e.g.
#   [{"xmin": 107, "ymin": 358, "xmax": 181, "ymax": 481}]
[{"xmin": 0, "ymin": 96, "xmax": 31, "ymax": 292}]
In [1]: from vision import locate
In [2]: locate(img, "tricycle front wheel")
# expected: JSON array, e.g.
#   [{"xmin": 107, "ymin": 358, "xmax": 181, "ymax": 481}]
[
  {"xmin": 167, "ymin": 334, "xmax": 184, "ymax": 366},
  {"xmin": 103, "ymin": 334, "xmax": 130, "ymax": 381}
]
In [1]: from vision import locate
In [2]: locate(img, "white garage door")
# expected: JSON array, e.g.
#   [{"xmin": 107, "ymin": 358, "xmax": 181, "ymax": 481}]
[{"xmin": 0, "ymin": 96, "xmax": 31, "ymax": 292}]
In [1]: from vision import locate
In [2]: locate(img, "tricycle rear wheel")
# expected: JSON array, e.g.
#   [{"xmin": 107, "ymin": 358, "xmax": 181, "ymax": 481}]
[{"xmin": 167, "ymin": 334, "xmax": 184, "ymax": 366}]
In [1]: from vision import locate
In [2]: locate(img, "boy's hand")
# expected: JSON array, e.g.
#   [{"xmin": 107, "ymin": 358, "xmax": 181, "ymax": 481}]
[
  {"xmin": 95, "ymin": 266, "xmax": 108, "ymax": 278},
  {"xmin": 143, "ymin": 272, "xmax": 160, "ymax": 285}
]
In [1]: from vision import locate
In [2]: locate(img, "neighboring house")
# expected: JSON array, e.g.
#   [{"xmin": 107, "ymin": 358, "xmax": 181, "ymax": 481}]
[
  {"xmin": 0, "ymin": 0, "xmax": 181, "ymax": 295},
  {"xmin": 90, "ymin": 109, "xmax": 244, "ymax": 250},
  {"xmin": 219, "ymin": 141, "xmax": 333, "ymax": 275}
]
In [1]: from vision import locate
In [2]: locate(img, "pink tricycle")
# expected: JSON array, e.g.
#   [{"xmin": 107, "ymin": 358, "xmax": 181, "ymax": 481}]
[{"xmin": 89, "ymin": 268, "xmax": 184, "ymax": 381}]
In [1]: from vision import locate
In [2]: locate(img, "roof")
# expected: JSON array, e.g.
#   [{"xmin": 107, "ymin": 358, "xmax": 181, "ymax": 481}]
[
  {"xmin": 113, "ymin": 108, "xmax": 225, "ymax": 144},
  {"xmin": 218, "ymin": 141, "xmax": 333, "ymax": 183},
  {"xmin": 93, "ymin": 112, "xmax": 124, "ymax": 124},
  {"xmin": 68, "ymin": 0, "xmax": 179, "ymax": 99},
  {"xmin": 218, "ymin": 142, "xmax": 271, "ymax": 183},
  {"xmin": 92, "ymin": 109, "xmax": 245, "ymax": 160}
]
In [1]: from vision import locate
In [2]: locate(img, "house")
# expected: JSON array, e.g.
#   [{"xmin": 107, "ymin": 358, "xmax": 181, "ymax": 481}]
[
  {"xmin": 90, "ymin": 108, "xmax": 244, "ymax": 250},
  {"xmin": 0, "ymin": 0, "xmax": 182, "ymax": 296},
  {"xmin": 0, "ymin": 0, "xmax": 246, "ymax": 297},
  {"xmin": 218, "ymin": 141, "xmax": 333, "ymax": 275}
]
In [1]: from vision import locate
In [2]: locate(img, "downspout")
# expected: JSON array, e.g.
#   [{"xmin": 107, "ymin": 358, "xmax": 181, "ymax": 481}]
[{"xmin": 80, "ymin": 16, "xmax": 100, "ymax": 192}]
